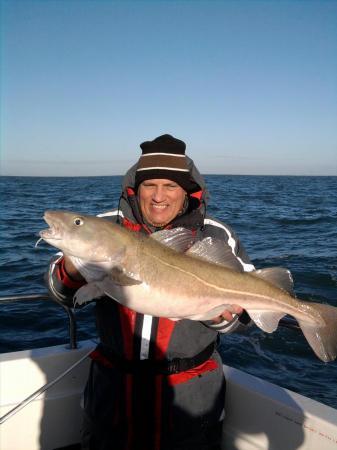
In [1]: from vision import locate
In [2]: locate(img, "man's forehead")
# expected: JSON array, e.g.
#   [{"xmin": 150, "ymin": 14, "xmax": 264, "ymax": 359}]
[{"xmin": 141, "ymin": 179, "xmax": 180, "ymax": 186}]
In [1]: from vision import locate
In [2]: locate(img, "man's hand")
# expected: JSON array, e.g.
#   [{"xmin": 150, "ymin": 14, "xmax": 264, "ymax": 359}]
[{"xmin": 211, "ymin": 304, "xmax": 243, "ymax": 324}]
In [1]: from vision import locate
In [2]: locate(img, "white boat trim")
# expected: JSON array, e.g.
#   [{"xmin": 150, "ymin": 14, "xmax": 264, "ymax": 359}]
[{"xmin": 0, "ymin": 341, "xmax": 336, "ymax": 450}]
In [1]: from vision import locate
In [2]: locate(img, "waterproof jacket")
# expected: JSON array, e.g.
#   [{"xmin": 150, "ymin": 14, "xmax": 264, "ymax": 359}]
[{"xmin": 46, "ymin": 158, "xmax": 254, "ymax": 450}]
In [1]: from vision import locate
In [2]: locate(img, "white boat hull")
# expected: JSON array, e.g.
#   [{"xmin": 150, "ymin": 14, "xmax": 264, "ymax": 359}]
[
  {"xmin": 0, "ymin": 341, "xmax": 93, "ymax": 450},
  {"xmin": 1, "ymin": 341, "xmax": 336, "ymax": 450},
  {"xmin": 223, "ymin": 365, "xmax": 337, "ymax": 449}
]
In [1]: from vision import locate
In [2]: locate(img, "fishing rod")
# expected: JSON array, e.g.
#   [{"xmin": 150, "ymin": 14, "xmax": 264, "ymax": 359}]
[
  {"xmin": 0, "ymin": 344, "xmax": 95, "ymax": 425},
  {"xmin": 0, "ymin": 293, "xmax": 49, "ymax": 303}
]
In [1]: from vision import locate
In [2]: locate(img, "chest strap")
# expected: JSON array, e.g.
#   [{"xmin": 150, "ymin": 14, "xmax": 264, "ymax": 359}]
[{"xmin": 93, "ymin": 341, "xmax": 216, "ymax": 375}]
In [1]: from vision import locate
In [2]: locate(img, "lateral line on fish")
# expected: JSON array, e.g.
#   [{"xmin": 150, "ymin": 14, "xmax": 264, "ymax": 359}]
[
  {"xmin": 148, "ymin": 252, "xmax": 278, "ymax": 302},
  {"xmin": 147, "ymin": 251, "xmax": 323, "ymax": 324}
]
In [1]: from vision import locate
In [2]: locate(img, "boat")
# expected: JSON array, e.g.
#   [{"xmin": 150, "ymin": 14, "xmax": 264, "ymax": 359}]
[{"xmin": 1, "ymin": 294, "xmax": 337, "ymax": 450}]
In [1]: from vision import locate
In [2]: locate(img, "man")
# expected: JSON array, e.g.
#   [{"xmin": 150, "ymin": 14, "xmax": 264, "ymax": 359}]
[{"xmin": 46, "ymin": 134, "xmax": 254, "ymax": 450}]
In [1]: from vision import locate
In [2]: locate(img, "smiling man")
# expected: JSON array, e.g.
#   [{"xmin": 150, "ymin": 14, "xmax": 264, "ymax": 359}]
[
  {"xmin": 46, "ymin": 134, "xmax": 254, "ymax": 450},
  {"xmin": 134, "ymin": 134, "xmax": 198, "ymax": 230},
  {"xmin": 138, "ymin": 179, "xmax": 186, "ymax": 228}
]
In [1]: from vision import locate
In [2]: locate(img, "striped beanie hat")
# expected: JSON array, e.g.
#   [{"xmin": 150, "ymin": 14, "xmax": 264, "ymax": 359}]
[{"xmin": 135, "ymin": 134, "xmax": 199, "ymax": 193}]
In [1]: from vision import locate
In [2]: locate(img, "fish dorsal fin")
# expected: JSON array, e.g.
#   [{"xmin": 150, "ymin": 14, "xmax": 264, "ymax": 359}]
[
  {"xmin": 150, "ymin": 228, "xmax": 195, "ymax": 252},
  {"xmin": 252, "ymin": 267, "xmax": 294, "ymax": 295},
  {"xmin": 186, "ymin": 237, "xmax": 243, "ymax": 271},
  {"xmin": 246, "ymin": 309, "xmax": 286, "ymax": 333}
]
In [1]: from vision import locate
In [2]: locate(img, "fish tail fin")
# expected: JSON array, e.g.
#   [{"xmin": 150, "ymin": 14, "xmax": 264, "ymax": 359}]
[{"xmin": 297, "ymin": 302, "xmax": 337, "ymax": 362}]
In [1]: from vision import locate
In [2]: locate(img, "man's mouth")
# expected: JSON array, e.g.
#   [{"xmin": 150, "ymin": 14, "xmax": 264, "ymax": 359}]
[{"xmin": 151, "ymin": 204, "xmax": 168, "ymax": 210}]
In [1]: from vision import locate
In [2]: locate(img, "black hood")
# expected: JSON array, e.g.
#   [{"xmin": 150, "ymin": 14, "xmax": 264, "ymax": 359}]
[
  {"xmin": 118, "ymin": 156, "xmax": 209, "ymax": 231},
  {"xmin": 122, "ymin": 156, "xmax": 209, "ymax": 205}
]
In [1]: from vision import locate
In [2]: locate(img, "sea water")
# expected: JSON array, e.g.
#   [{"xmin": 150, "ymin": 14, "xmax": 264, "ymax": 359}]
[{"xmin": 0, "ymin": 175, "xmax": 336, "ymax": 408}]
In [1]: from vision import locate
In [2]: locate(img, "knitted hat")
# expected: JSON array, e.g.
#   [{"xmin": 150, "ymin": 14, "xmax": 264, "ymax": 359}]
[{"xmin": 135, "ymin": 134, "xmax": 199, "ymax": 193}]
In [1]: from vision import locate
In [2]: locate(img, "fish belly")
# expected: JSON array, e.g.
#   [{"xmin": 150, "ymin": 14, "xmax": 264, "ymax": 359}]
[{"xmin": 95, "ymin": 278, "xmax": 231, "ymax": 320}]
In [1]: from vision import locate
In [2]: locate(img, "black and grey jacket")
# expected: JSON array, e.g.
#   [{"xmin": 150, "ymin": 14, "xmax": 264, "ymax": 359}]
[{"xmin": 46, "ymin": 158, "xmax": 256, "ymax": 450}]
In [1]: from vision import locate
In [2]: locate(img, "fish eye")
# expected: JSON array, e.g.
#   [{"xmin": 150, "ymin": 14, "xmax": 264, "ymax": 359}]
[{"xmin": 74, "ymin": 217, "xmax": 84, "ymax": 226}]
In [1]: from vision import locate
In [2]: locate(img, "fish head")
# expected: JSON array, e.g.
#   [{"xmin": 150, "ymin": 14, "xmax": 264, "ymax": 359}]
[{"xmin": 40, "ymin": 210, "xmax": 126, "ymax": 262}]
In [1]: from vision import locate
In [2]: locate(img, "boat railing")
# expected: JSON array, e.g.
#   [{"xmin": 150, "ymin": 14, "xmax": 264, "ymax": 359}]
[
  {"xmin": 0, "ymin": 292, "xmax": 78, "ymax": 349},
  {"xmin": 0, "ymin": 292, "xmax": 95, "ymax": 425},
  {"xmin": 0, "ymin": 292, "xmax": 301, "ymax": 354}
]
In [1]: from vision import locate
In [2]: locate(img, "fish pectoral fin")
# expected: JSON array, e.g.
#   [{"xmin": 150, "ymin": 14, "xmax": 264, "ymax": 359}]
[
  {"xmin": 73, "ymin": 282, "xmax": 105, "ymax": 305},
  {"xmin": 252, "ymin": 268, "xmax": 294, "ymax": 295},
  {"xmin": 186, "ymin": 238, "xmax": 243, "ymax": 271},
  {"xmin": 150, "ymin": 228, "xmax": 195, "ymax": 252},
  {"xmin": 110, "ymin": 267, "xmax": 142, "ymax": 286},
  {"xmin": 247, "ymin": 309, "xmax": 286, "ymax": 333},
  {"xmin": 69, "ymin": 256, "xmax": 109, "ymax": 282}
]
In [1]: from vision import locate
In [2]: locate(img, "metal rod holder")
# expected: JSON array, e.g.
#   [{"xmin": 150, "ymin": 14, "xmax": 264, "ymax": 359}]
[{"xmin": 0, "ymin": 293, "xmax": 78, "ymax": 349}]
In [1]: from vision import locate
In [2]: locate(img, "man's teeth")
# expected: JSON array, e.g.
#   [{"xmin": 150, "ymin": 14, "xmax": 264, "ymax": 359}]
[{"xmin": 152, "ymin": 205, "xmax": 167, "ymax": 209}]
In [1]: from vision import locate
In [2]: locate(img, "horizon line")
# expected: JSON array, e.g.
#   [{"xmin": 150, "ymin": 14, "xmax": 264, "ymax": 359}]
[{"xmin": 1, "ymin": 173, "xmax": 336, "ymax": 178}]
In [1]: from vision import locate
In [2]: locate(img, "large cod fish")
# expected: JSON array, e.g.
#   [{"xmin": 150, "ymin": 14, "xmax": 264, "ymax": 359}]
[{"xmin": 40, "ymin": 210, "xmax": 337, "ymax": 362}]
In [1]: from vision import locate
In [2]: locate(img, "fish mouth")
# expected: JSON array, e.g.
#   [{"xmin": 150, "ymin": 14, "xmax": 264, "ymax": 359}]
[{"xmin": 39, "ymin": 212, "xmax": 63, "ymax": 241}]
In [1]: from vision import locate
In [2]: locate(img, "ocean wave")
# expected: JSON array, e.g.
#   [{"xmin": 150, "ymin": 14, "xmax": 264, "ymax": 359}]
[{"xmin": 272, "ymin": 216, "xmax": 336, "ymax": 225}]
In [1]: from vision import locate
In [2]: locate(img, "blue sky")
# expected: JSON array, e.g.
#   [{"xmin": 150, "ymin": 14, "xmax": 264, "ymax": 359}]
[{"xmin": 1, "ymin": 0, "xmax": 337, "ymax": 176}]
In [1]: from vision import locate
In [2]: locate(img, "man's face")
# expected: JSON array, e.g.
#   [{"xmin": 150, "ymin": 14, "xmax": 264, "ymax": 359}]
[{"xmin": 138, "ymin": 179, "xmax": 187, "ymax": 227}]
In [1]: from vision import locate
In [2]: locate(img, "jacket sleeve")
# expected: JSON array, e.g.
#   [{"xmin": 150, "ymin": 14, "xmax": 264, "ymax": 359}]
[
  {"xmin": 202, "ymin": 310, "xmax": 252, "ymax": 333},
  {"xmin": 200, "ymin": 217, "xmax": 255, "ymax": 333},
  {"xmin": 45, "ymin": 253, "xmax": 87, "ymax": 308}
]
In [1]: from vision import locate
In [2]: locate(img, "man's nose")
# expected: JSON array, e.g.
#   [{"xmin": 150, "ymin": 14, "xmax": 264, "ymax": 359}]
[{"xmin": 152, "ymin": 186, "xmax": 165, "ymax": 202}]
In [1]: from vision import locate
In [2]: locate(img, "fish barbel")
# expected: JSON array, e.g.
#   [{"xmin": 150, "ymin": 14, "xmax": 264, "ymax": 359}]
[{"xmin": 40, "ymin": 210, "xmax": 337, "ymax": 362}]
